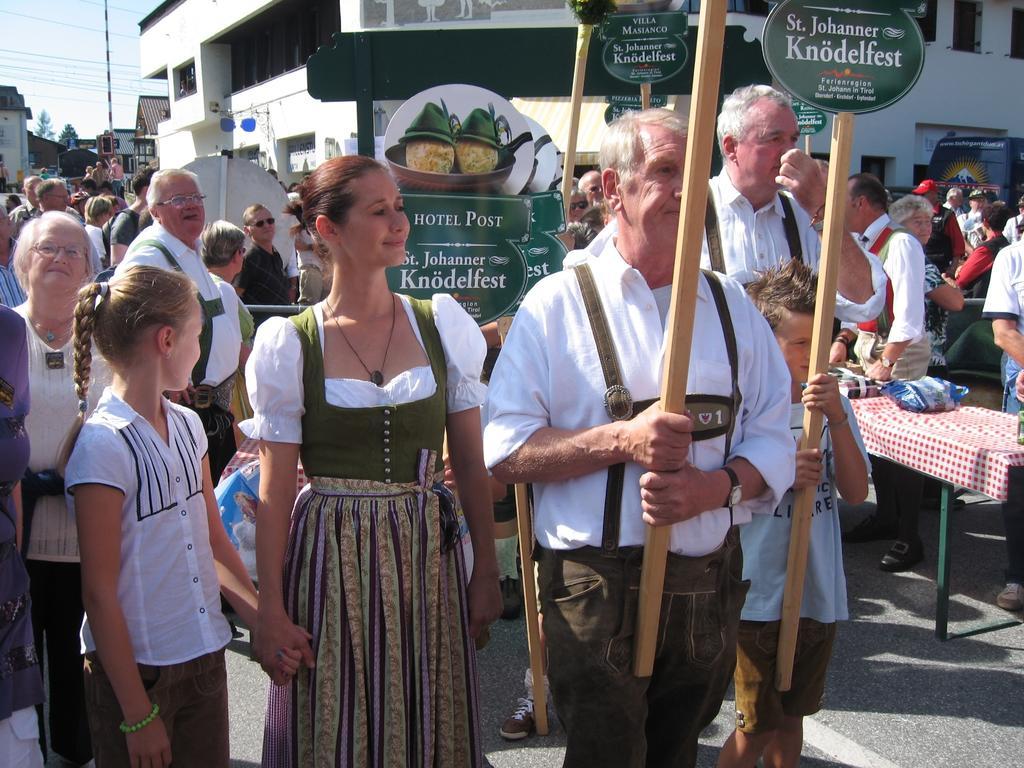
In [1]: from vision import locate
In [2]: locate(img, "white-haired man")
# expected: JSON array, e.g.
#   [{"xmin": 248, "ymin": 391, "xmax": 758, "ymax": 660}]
[
  {"xmin": 115, "ymin": 168, "xmax": 242, "ymax": 479},
  {"xmin": 705, "ymin": 85, "xmax": 886, "ymax": 339},
  {"xmin": 484, "ymin": 108, "xmax": 793, "ymax": 768}
]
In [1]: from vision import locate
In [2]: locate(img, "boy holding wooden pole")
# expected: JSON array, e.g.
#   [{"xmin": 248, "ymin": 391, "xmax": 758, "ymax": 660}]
[{"xmin": 717, "ymin": 261, "xmax": 869, "ymax": 768}]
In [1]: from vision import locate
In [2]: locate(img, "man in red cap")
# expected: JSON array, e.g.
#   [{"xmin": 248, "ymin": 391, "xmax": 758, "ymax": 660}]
[{"xmin": 913, "ymin": 179, "xmax": 965, "ymax": 274}]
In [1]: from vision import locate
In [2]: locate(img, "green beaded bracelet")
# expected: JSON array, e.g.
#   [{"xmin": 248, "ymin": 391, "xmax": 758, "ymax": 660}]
[{"xmin": 119, "ymin": 702, "xmax": 159, "ymax": 734}]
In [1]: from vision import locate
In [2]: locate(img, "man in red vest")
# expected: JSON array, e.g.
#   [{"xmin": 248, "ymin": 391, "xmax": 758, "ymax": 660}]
[{"xmin": 843, "ymin": 173, "xmax": 930, "ymax": 572}]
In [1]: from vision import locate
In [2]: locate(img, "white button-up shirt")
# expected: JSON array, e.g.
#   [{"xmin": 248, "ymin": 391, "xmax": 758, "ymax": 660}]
[
  {"xmin": 859, "ymin": 213, "xmax": 925, "ymax": 344},
  {"xmin": 116, "ymin": 222, "xmax": 242, "ymax": 386},
  {"xmin": 484, "ymin": 237, "xmax": 794, "ymax": 557},
  {"xmin": 66, "ymin": 389, "xmax": 231, "ymax": 665},
  {"xmin": 702, "ymin": 170, "xmax": 887, "ymax": 324},
  {"xmin": 983, "ymin": 240, "xmax": 1024, "ymax": 334}
]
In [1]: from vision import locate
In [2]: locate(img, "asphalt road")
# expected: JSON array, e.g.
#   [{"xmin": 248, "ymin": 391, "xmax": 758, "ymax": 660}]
[{"xmin": 46, "ymin": 489, "xmax": 1023, "ymax": 767}]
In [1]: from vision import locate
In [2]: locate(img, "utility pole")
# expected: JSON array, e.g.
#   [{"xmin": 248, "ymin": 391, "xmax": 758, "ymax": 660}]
[{"xmin": 105, "ymin": 0, "xmax": 113, "ymax": 135}]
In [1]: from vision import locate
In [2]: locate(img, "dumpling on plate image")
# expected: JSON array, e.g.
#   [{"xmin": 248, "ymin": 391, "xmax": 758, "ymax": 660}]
[
  {"xmin": 398, "ymin": 101, "xmax": 457, "ymax": 174},
  {"xmin": 455, "ymin": 107, "xmax": 505, "ymax": 175}
]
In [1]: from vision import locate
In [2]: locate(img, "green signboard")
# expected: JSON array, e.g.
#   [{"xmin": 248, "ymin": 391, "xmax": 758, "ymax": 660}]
[
  {"xmin": 792, "ymin": 98, "xmax": 827, "ymax": 135},
  {"xmin": 388, "ymin": 191, "xmax": 566, "ymax": 323},
  {"xmin": 600, "ymin": 12, "xmax": 689, "ymax": 86},
  {"xmin": 762, "ymin": 1, "xmax": 926, "ymax": 114},
  {"xmin": 604, "ymin": 94, "xmax": 669, "ymax": 125}
]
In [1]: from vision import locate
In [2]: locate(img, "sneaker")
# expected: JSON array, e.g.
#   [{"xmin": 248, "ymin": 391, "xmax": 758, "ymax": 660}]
[
  {"xmin": 499, "ymin": 697, "xmax": 534, "ymax": 740},
  {"xmin": 842, "ymin": 514, "xmax": 898, "ymax": 544},
  {"xmin": 996, "ymin": 583, "xmax": 1024, "ymax": 611},
  {"xmin": 879, "ymin": 538, "xmax": 924, "ymax": 572},
  {"xmin": 500, "ymin": 576, "xmax": 522, "ymax": 621}
]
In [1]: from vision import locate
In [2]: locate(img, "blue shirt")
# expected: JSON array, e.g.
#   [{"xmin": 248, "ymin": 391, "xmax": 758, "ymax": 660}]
[
  {"xmin": 0, "ymin": 239, "xmax": 25, "ymax": 308},
  {"xmin": 739, "ymin": 399, "xmax": 868, "ymax": 624}
]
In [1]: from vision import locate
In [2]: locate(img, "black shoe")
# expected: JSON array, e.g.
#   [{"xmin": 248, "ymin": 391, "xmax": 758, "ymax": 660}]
[
  {"xmin": 879, "ymin": 539, "xmax": 924, "ymax": 572},
  {"xmin": 842, "ymin": 514, "xmax": 898, "ymax": 544},
  {"xmin": 500, "ymin": 576, "xmax": 522, "ymax": 620}
]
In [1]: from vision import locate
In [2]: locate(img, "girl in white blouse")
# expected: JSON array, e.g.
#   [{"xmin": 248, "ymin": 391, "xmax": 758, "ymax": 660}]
[
  {"xmin": 63, "ymin": 266, "xmax": 268, "ymax": 768},
  {"xmin": 249, "ymin": 156, "xmax": 501, "ymax": 767}
]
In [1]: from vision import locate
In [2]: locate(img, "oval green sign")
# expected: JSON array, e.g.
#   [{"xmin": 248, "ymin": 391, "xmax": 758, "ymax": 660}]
[
  {"xmin": 762, "ymin": 1, "xmax": 926, "ymax": 114},
  {"xmin": 387, "ymin": 192, "xmax": 566, "ymax": 324},
  {"xmin": 792, "ymin": 98, "xmax": 827, "ymax": 135},
  {"xmin": 601, "ymin": 11, "xmax": 689, "ymax": 86}
]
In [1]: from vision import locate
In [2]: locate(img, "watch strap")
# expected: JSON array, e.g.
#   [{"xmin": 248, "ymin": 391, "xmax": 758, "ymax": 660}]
[{"xmin": 722, "ymin": 465, "xmax": 740, "ymax": 508}]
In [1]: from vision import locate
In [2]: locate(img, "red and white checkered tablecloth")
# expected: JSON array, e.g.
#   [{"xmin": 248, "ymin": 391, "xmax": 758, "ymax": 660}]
[
  {"xmin": 849, "ymin": 397, "xmax": 1024, "ymax": 501},
  {"xmin": 221, "ymin": 437, "xmax": 308, "ymax": 491}
]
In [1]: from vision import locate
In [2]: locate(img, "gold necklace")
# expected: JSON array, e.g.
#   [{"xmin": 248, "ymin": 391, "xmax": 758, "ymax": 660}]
[{"xmin": 326, "ymin": 295, "xmax": 397, "ymax": 387}]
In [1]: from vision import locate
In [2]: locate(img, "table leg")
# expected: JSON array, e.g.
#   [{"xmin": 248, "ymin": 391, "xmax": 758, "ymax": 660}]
[
  {"xmin": 935, "ymin": 483, "xmax": 952, "ymax": 641},
  {"xmin": 934, "ymin": 483, "xmax": 1022, "ymax": 641}
]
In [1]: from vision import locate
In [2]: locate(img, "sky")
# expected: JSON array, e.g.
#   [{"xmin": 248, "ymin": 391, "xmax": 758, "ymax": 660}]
[{"xmin": 0, "ymin": 0, "xmax": 167, "ymax": 140}]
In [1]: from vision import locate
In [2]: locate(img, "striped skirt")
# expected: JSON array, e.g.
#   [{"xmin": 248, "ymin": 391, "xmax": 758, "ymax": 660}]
[{"xmin": 262, "ymin": 452, "xmax": 482, "ymax": 768}]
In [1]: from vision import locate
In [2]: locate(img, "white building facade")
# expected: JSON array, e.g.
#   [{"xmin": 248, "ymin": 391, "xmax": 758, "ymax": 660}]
[
  {"xmin": 139, "ymin": 0, "xmax": 1024, "ymax": 190},
  {"xmin": 0, "ymin": 86, "xmax": 32, "ymax": 188}
]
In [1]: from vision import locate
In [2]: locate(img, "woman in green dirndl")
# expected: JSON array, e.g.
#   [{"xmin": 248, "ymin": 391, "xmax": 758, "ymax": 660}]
[{"xmin": 247, "ymin": 156, "xmax": 502, "ymax": 767}]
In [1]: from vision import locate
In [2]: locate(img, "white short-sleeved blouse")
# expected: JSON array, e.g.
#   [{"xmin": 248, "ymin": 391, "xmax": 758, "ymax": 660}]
[
  {"xmin": 65, "ymin": 389, "xmax": 232, "ymax": 665},
  {"xmin": 243, "ymin": 293, "xmax": 486, "ymax": 444}
]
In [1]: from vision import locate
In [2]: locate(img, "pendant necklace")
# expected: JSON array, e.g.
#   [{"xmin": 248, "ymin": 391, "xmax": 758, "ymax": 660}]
[
  {"xmin": 30, "ymin": 317, "xmax": 68, "ymax": 345},
  {"xmin": 329, "ymin": 294, "xmax": 397, "ymax": 387}
]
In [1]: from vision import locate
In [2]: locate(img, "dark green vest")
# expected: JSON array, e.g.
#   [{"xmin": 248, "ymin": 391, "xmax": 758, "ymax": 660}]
[{"xmin": 290, "ymin": 298, "xmax": 447, "ymax": 483}]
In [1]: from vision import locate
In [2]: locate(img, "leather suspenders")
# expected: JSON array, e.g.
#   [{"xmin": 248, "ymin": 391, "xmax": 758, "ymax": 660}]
[
  {"xmin": 572, "ymin": 263, "xmax": 740, "ymax": 556},
  {"xmin": 705, "ymin": 194, "xmax": 803, "ymax": 275}
]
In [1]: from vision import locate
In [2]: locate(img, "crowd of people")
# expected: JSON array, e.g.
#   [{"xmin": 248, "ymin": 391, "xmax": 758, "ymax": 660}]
[{"xmin": 0, "ymin": 84, "xmax": 1022, "ymax": 768}]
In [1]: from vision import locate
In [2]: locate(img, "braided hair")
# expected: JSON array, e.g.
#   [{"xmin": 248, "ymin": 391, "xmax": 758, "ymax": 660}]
[{"xmin": 60, "ymin": 266, "xmax": 197, "ymax": 469}]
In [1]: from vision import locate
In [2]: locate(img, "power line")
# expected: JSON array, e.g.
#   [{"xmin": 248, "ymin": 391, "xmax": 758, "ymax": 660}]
[
  {"xmin": 0, "ymin": 10, "xmax": 139, "ymax": 39},
  {"xmin": 0, "ymin": 47, "xmax": 145, "ymax": 70},
  {"xmin": 1, "ymin": 62, "xmax": 163, "ymax": 89},
  {"xmin": 0, "ymin": 61, "xmax": 161, "ymax": 86},
  {"xmin": 77, "ymin": 0, "xmax": 144, "ymax": 14}
]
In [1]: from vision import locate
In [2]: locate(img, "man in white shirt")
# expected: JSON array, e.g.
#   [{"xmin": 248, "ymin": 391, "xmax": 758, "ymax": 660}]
[
  {"xmin": 944, "ymin": 187, "xmax": 964, "ymax": 215},
  {"xmin": 959, "ymin": 189, "xmax": 987, "ymax": 250},
  {"xmin": 843, "ymin": 172, "xmax": 929, "ymax": 572},
  {"xmin": 982, "ymin": 243, "xmax": 1024, "ymax": 611},
  {"xmin": 1003, "ymin": 195, "xmax": 1024, "ymax": 245},
  {"xmin": 484, "ymin": 109, "xmax": 793, "ymax": 768},
  {"xmin": 115, "ymin": 168, "xmax": 243, "ymax": 479},
  {"xmin": 703, "ymin": 85, "xmax": 886, "ymax": 331}
]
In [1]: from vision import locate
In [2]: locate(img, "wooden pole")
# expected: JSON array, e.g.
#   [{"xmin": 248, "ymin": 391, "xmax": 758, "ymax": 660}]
[
  {"xmin": 561, "ymin": 24, "xmax": 592, "ymax": 222},
  {"xmin": 497, "ymin": 316, "xmax": 548, "ymax": 734},
  {"xmin": 640, "ymin": 82, "xmax": 652, "ymax": 110},
  {"xmin": 774, "ymin": 111, "xmax": 854, "ymax": 691},
  {"xmin": 632, "ymin": 0, "xmax": 729, "ymax": 678}
]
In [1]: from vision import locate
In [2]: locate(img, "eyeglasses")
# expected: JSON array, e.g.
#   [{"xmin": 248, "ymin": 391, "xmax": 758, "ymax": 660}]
[
  {"xmin": 32, "ymin": 243, "xmax": 85, "ymax": 261},
  {"xmin": 249, "ymin": 217, "xmax": 275, "ymax": 228},
  {"xmin": 154, "ymin": 193, "xmax": 206, "ymax": 208},
  {"xmin": 570, "ymin": 201, "xmax": 588, "ymax": 211}
]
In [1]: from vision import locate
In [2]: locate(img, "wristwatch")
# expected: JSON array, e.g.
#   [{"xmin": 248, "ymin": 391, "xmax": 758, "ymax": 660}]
[
  {"xmin": 881, "ymin": 356, "xmax": 895, "ymax": 369},
  {"xmin": 722, "ymin": 466, "xmax": 742, "ymax": 510}
]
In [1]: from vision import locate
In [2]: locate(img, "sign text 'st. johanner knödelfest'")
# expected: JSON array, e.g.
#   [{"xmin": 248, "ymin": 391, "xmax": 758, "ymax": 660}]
[{"xmin": 762, "ymin": 1, "xmax": 925, "ymax": 114}]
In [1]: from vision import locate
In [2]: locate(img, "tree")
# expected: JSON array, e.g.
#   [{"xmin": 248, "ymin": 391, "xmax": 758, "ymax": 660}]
[
  {"xmin": 58, "ymin": 123, "xmax": 79, "ymax": 145},
  {"xmin": 35, "ymin": 110, "xmax": 55, "ymax": 141}
]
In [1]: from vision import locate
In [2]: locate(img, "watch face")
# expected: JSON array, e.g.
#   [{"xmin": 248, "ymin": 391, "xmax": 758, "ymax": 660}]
[{"xmin": 728, "ymin": 485, "xmax": 743, "ymax": 507}]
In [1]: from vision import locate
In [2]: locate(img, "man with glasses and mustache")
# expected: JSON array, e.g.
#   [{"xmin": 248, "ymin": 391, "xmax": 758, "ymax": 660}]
[
  {"xmin": 236, "ymin": 203, "xmax": 291, "ymax": 306},
  {"xmin": 115, "ymin": 168, "xmax": 243, "ymax": 479}
]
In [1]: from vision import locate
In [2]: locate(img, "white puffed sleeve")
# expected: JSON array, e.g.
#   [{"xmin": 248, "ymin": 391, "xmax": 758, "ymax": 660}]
[
  {"xmin": 242, "ymin": 316, "xmax": 305, "ymax": 443},
  {"xmin": 431, "ymin": 293, "xmax": 487, "ymax": 413}
]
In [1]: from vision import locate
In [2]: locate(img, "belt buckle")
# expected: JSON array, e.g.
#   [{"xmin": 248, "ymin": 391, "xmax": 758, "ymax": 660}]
[
  {"xmin": 604, "ymin": 384, "xmax": 634, "ymax": 421},
  {"xmin": 192, "ymin": 386, "xmax": 213, "ymax": 409}
]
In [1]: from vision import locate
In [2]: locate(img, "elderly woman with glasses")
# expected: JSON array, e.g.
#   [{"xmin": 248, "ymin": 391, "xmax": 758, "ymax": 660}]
[{"xmin": 11, "ymin": 211, "xmax": 110, "ymax": 765}]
